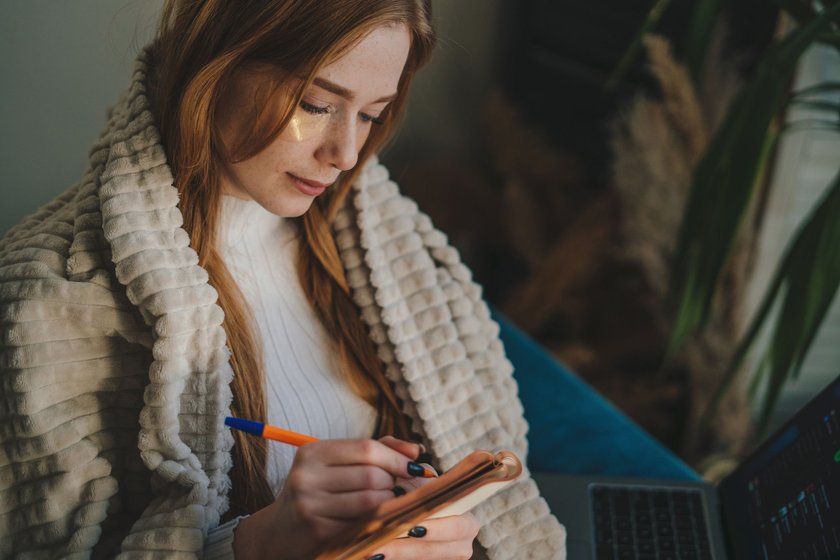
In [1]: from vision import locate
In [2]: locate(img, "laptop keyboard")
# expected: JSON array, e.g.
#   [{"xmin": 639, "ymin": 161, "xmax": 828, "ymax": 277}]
[{"xmin": 591, "ymin": 485, "xmax": 713, "ymax": 560}]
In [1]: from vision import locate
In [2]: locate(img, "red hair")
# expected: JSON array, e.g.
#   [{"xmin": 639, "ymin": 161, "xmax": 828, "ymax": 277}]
[{"xmin": 151, "ymin": 0, "xmax": 435, "ymax": 516}]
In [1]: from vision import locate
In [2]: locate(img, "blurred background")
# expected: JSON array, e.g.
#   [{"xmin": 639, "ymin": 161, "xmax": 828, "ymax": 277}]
[{"xmin": 2, "ymin": 0, "xmax": 838, "ymax": 471}]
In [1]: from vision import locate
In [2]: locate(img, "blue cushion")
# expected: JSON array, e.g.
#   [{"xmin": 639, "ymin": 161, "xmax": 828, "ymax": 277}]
[{"xmin": 493, "ymin": 309, "xmax": 698, "ymax": 481}]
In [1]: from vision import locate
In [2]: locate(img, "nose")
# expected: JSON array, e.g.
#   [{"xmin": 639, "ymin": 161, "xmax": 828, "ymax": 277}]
[{"xmin": 318, "ymin": 115, "xmax": 362, "ymax": 171}]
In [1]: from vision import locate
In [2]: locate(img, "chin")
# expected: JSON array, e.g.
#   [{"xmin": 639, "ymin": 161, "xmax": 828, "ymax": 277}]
[
  {"xmin": 265, "ymin": 199, "xmax": 315, "ymax": 218},
  {"xmin": 288, "ymin": 207, "xmax": 311, "ymax": 218}
]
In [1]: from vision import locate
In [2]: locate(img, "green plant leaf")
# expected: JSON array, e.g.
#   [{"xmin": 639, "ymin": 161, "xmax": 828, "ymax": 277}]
[
  {"xmin": 669, "ymin": 3, "xmax": 840, "ymax": 355},
  {"xmin": 684, "ymin": 0, "xmax": 729, "ymax": 82},
  {"xmin": 782, "ymin": 119, "xmax": 840, "ymax": 134},
  {"xmin": 788, "ymin": 99, "xmax": 840, "ymax": 112},
  {"xmin": 792, "ymin": 80, "xmax": 840, "ymax": 97},
  {"xmin": 815, "ymin": 32, "xmax": 840, "ymax": 48},
  {"xmin": 756, "ymin": 174, "xmax": 840, "ymax": 433},
  {"xmin": 701, "ymin": 173, "xmax": 840, "ymax": 436},
  {"xmin": 605, "ymin": 0, "xmax": 672, "ymax": 91}
]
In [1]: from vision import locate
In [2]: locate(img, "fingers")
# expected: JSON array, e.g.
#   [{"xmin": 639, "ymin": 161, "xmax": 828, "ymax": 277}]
[
  {"xmin": 369, "ymin": 515, "xmax": 481, "ymax": 560},
  {"xmin": 282, "ymin": 438, "xmax": 435, "ymax": 526},
  {"xmin": 262, "ymin": 438, "xmax": 445, "ymax": 559},
  {"xmin": 378, "ymin": 435, "xmax": 424, "ymax": 460},
  {"xmin": 302, "ymin": 464, "xmax": 396, "ymax": 493},
  {"xmin": 407, "ymin": 515, "xmax": 481, "ymax": 542},
  {"xmin": 295, "ymin": 438, "xmax": 427, "ymax": 480},
  {"xmin": 284, "ymin": 464, "xmax": 395, "ymax": 521},
  {"xmin": 299, "ymin": 488, "xmax": 397, "ymax": 519},
  {"xmin": 394, "ymin": 463, "xmax": 439, "ymax": 496}
]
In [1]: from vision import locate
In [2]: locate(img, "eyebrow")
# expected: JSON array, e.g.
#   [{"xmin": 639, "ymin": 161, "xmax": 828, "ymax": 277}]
[{"xmin": 312, "ymin": 77, "xmax": 397, "ymax": 104}]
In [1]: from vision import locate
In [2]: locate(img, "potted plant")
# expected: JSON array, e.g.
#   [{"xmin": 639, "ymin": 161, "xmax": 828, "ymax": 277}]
[{"xmin": 655, "ymin": 0, "xmax": 840, "ymax": 438}]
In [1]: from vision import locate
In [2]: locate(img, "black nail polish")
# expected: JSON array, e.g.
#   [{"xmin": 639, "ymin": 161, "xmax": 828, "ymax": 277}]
[
  {"xmin": 408, "ymin": 526, "xmax": 427, "ymax": 538},
  {"xmin": 407, "ymin": 461, "xmax": 425, "ymax": 477},
  {"xmin": 392, "ymin": 485, "xmax": 406, "ymax": 497},
  {"xmin": 367, "ymin": 555, "xmax": 385, "ymax": 560}
]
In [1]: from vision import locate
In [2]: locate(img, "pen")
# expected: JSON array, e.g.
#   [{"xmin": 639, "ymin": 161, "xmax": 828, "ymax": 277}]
[
  {"xmin": 225, "ymin": 416, "xmax": 319, "ymax": 446},
  {"xmin": 224, "ymin": 416, "xmax": 435, "ymax": 477}
]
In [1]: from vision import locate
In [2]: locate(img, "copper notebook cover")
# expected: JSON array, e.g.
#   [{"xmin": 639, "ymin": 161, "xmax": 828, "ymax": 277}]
[{"xmin": 317, "ymin": 450, "xmax": 523, "ymax": 560}]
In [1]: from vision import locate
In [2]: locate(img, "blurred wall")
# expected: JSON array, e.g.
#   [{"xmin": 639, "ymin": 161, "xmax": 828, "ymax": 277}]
[
  {"xmin": 0, "ymin": 0, "xmax": 501, "ymax": 236},
  {"xmin": 384, "ymin": 0, "xmax": 503, "ymax": 167},
  {"xmin": 1, "ymin": 0, "xmax": 164, "ymax": 236}
]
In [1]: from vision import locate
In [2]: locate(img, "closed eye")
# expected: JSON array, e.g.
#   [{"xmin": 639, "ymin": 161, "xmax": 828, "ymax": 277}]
[
  {"xmin": 299, "ymin": 100, "xmax": 330, "ymax": 115},
  {"xmin": 360, "ymin": 112, "xmax": 384, "ymax": 126}
]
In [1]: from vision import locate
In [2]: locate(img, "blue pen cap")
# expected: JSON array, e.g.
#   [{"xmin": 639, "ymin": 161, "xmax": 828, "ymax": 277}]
[{"xmin": 224, "ymin": 416, "xmax": 265, "ymax": 436}]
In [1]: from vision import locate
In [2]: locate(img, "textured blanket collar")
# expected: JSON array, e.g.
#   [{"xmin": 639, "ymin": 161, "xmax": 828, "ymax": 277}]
[{"xmin": 93, "ymin": 50, "xmax": 235, "ymax": 532}]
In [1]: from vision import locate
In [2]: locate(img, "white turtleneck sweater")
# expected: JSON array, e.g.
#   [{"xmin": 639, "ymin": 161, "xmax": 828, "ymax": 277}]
[{"xmin": 217, "ymin": 195, "xmax": 377, "ymax": 494}]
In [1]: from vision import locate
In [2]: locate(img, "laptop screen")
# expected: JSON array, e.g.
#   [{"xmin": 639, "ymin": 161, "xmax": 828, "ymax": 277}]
[{"xmin": 718, "ymin": 374, "xmax": 840, "ymax": 560}]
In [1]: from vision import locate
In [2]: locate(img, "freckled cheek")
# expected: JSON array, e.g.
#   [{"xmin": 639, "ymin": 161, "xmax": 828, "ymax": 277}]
[{"xmin": 235, "ymin": 150, "xmax": 285, "ymax": 184}]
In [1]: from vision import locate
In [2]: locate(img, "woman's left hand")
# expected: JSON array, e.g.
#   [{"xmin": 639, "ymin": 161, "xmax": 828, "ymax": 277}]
[
  {"xmin": 367, "ymin": 513, "xmax": 481, "ymax": 559},
  {"xmin": 374, "ymin": 436, "xmax": 480, "ymax": 559}
]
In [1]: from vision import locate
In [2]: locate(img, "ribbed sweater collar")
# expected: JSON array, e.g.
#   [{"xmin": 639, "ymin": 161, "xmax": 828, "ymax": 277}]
[{"xmin": 219, "ymin": 195, "xmax": 291, "ymax": 250}]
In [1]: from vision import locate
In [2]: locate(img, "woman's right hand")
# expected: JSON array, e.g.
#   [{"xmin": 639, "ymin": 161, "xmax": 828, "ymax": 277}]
[{"xmin": 233, "ymin": 437, "xmax": 426, "ymax": 559}]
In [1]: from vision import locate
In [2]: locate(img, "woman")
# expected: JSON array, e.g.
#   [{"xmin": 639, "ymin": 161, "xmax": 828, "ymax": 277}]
[{"xmin": 0, "ymin": 1, "xmax": 566, "ymax": 558}]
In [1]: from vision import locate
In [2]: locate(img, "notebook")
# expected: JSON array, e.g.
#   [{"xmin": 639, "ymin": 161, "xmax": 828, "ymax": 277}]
[
  {"xmin": 534, "ymin": 373, "xmax": 840, "ymax": 559},
  {"xmin": 316, "ymin": 449, "xmax": 524, "ymax": 560}
]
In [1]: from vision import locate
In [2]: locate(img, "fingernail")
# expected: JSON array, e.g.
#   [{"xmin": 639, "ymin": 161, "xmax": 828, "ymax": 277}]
[
  {"xmin": 419, "ymin": 462, "xmax": 438, "ymax": 478},
  {"xmin": 392, "ymin": 485, "xmax": 406, "ymax": 497},
  {"xmin": 367, "ymin": 555, "xmax": 385, "ymax": 560},
  {"xmin": 408, "ymin": 526, "xmax": 427, "ymax": 538},
  {"xmin": 407, "ymin": 461, "xmax": 426, "ymax": 477}
]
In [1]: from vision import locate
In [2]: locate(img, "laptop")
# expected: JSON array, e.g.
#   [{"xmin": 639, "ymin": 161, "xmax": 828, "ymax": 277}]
[{"xmin": 533, "ymin": 373, "xmax": 840, "ymax": 559}]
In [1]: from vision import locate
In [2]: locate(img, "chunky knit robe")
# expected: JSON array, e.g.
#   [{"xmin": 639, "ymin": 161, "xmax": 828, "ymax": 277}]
[{"xmin": 0, "ymin": 51, "xmax": 566, "ymax": 559}]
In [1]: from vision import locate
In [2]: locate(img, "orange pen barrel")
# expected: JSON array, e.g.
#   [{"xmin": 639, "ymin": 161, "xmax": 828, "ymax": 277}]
[{"xmin": 262, "ymin": 424, "xmax": 319, "ymax": 446}]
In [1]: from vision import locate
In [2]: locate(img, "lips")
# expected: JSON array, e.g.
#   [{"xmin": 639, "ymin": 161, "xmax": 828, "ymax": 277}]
[{"xmin": 288, "ymin": 173, "xmax": 333, "ymax": 197}]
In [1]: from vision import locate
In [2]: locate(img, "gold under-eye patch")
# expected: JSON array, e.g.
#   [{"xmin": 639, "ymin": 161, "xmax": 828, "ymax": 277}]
[{"xmin": 285, "ymin": 106, "xmax": 330, "ymax": 142}]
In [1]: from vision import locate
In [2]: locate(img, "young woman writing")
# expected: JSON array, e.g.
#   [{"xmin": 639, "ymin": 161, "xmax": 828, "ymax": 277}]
[{"xmin": 0, "ymin": 1, "xmax": 566, "ymax": 558}]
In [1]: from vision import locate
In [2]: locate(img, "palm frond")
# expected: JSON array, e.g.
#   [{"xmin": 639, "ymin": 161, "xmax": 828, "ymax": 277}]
[
  {"xmin": 792, "ymin": 80, "xmax": 840, "ymax": 97},
  {"xmin": 669, "ymin": 3, "xmax": 840, "ymax": 356},
  {"xmin": 684, "ymin": 0, "xmax": 728, "ymax": 82},
  {"xmin": 701, "ymin": 174, "xmax": 840, "ymax": 436},
  {"xmin": 788, "ymin": 99, "xmax": 840, "ymax": 112}
]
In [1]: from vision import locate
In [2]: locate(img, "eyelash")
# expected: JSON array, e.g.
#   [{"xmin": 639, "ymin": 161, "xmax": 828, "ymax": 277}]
[
  {"xmin": 299, "ymin": 100, "xmax": 330, "ymax": 115},
  {"xmin": 299, "ymin": 100, "xmax": 384, "ymax": 126},
  {"xmin": 360, "ymin": 113, "xmax": 385, "ymax": 126}
]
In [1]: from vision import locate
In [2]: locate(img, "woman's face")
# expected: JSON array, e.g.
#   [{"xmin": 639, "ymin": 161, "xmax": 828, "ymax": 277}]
[{"xmin": 216, "ymin": 24, "xmax": 411, "ymax": 217}]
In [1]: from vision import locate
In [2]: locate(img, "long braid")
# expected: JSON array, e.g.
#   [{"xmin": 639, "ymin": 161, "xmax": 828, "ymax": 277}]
[{"xmin": 298, "ymin": 195, "xmax": 411, "ymax": 440}]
